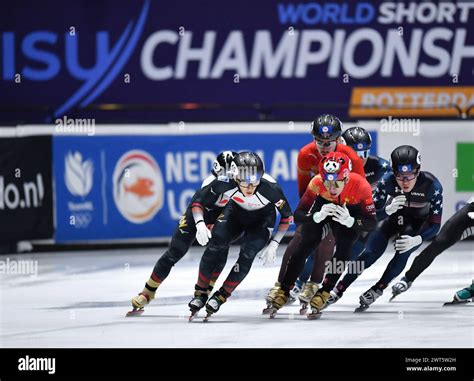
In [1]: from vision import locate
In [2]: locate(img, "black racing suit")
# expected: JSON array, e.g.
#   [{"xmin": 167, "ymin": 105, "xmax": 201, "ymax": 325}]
[
  {"xmin": 405, "ymin": 201, "xmax": 474, "ymax": 282},
  {"xmin": 144, "ymin": 175, "xmax": 236, "ymax": 294},
  {"xmin": 194, "ymin": 175, "xmax": 293, "ymax": 298}
]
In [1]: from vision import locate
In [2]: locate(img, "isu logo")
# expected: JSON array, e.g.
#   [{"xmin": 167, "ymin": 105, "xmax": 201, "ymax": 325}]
[{"xmin": 113, "ymin": 150, "xmax": 164, "ymax": 224}]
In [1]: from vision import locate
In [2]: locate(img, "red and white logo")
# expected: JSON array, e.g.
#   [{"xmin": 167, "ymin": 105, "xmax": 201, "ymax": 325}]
[{"xmin": 113, "ymin": 150, "xmax": 164, "ymax": 224}]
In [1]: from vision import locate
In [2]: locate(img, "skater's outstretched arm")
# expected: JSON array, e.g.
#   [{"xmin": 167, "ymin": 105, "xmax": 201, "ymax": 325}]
[
  {"xmin": 404, "ymin": 200, "xmax": 471, "ymax": 283},
  {"xmin": 191, "ymin": 177, "xmax": 237, "ymax": 245},
  {"xmin": 372, "ymin": 173, "xmax": 398, "ymax": 220},
  {"xmin": 268, "ymin": 182, "xmax": 293, "ymax": 241},
  {"xmin": 257, "ymin": 180, "xmax": 293, "ymax": 265},
  {"xmin": 345, "ymin": 177, "xmax": 377, "ymax": 232}
]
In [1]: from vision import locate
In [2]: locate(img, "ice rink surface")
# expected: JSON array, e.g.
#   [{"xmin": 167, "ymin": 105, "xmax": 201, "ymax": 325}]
[{"xmin": 1, "ymin": 243, "xmax": 472, "ymax": 348}]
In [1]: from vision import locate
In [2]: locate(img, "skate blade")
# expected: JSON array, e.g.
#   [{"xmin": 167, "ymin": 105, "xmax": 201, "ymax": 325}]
[
  {"xmin": 389, "ymin": 294, "xmax": 399, "ymax": 302},
  {"xmin": 307, "ymin": 311, "xmax": 322, "ymax": 320},
  {"xmin": 286, "ymin": 298, "xmax": 296, "ymax": 305},
  {"xmin": 269, "ymin": 309, "xmax": 278, "ymax": 319},
  {"xmin": 299, "ymin": 305, "xmax": 308, "ymax": 315},
  {"xmin": 125, "ymin": 308, "xmax": 144, "ymax": 317},
  {"xmin": 443, "ymin": 299, "xmax": 471, "ymax": 306},
  {"xmin": 203, "ymin": 313, "xmax": 213, "ymax": 322},
  {"xmin": 262, "ymin": 306, "xmax": 273, "ymax": 315},
  {"xmin": 188, "ymin": 311, "xmax": 199, "ymax": 322},
  {"xmin": 354, "ymin": 305, "xmax": 369, "ymax": 313}
]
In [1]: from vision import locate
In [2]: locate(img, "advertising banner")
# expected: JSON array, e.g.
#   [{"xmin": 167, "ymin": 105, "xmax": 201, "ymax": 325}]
[
  {"xmin": 2, "ymin": 0, "xmax": 473, "ymax": 122},
  {"xmin": 53, "ymin": 129, "xmax": 380, "ymax": 242},
  {"xmin": 0, "ymin": 136, "xmax": 54, "ymax": 242},
  {"xmin": 53, "ymin": 133, "xmax": 306, "ymax": 241}
]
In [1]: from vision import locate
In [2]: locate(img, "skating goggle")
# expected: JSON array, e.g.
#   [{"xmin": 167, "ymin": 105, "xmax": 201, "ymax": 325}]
[
  {"xmin": 314, "ymin": 138, "xmax": 337, "ymax": 148},
  {"xmin": 237, "ymin": 180, "xmax": 260, "ymax": 188},
  {"xmin": 323, "ymin": 179, "xmax": 346, "ymax": 189},
  {"xmin": 355, "ymin": 149, "xmax": 370, "ymax": 160},
  {"xmin": 236, "ymin": 175, "xmax": 262, "ymax": 187},
  {"xmin": 395, "ymin": 170, "xmax": 418, "ymax": 181}
]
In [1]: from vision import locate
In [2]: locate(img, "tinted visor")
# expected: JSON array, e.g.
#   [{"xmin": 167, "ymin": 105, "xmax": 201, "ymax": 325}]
[
  {"xmin": 236, "ymin": 173, "xmax": 262, "ymax": 187},
  {"xmin": 323, "ymin": 179, "xmax": 346, "ymax": 189},
  {"xmin": 315, "ymin": 138, "xmax": 337, "ymax": 148},
  {"xmin": 395, "ymin": 170, "xmax": 418, "ymax": 181},
  {"xmin": 356, "ymin": 149, "xmax": 370, "ymax": 160}
]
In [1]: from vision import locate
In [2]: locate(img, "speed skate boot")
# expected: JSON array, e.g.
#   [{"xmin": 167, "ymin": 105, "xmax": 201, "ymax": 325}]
[
  {"xmin": 263, "ymin": 282, "xmax": 281, "ymax": 314},
  {"xmin": 188, "ymin": 287, "xmax": 209, "ymax": 321},
  {"xmin": 390, "ymin": 276, "xmax": 412, "ymax": 301},
  {"xmin": 127, "ymin": 291, "xmax": 155, "ymax": 316},
  {"xmin": 324, "ymin": 289, "xmax": 343, "ymax": 309},
  {"xmin": 455, "ymin": 283, "xmax": 474, "ymax": 302},
  {"xmin": 355, "ymin": 287, "xmax": 382, "ymax": 312},
  {"xmin": 207, "ymin": 281, "xmax": 216, "ymax": 295},
  {"xmin": 288, "ymin": 281, "xmax": 304, "ymax": 305},
  {"xmin": 298, "ymin": 281, "xmax": 319, "ymax": 315},
  {"xmin": 127, "ymin": 276, "xmax": 160, "ymax": 316},
  {"xmin": 308, "ymin": 289, "xmax": 330, "ymax": 319},
  {"xmin": 203, "ymin": 289, "xmax": 229, "ymax": 322},
  {"xmin": 444, "ymin": 282, "xmax": 474, "ymax": 305},
  {"xmin": 269, "ymin": 287, "xmax": 288, "ymax": 318}
]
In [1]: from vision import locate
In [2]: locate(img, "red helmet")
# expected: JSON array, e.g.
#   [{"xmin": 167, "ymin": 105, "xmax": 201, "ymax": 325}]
[{"xmin": 319, "ymin": 152, "xmax": 352, "ymax": 181}]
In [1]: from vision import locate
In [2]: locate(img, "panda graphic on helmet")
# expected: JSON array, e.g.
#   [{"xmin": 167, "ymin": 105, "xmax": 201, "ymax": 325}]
[
  {"xmin": 323, "ymin": 160, "xmax": 340, "ymax": 173},
  {"xmin": 319, "ymin": 152, "xmax": 352, "ymax": 182}
]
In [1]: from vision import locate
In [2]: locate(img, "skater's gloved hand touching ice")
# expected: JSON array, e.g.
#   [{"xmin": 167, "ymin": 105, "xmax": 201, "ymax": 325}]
[
  {"xmin": 258, "ymin": 240, "xmax": 279, "ymax": 266},
  {"xmin": 313, "ymin": 203, "xmax": 337, "ymax": 223},
  {"xmin": 332, "ymin": 204, "xmax": 355, "ymax": 228},
  {"xmin": 385, "ymin": 195, "xmax": 406, "ymax": 216},
  {"xmin": 195, "ymin": 220, "xmax": 212, "ymax": 246},
  {"xmin": 394, "ymin": 235, "xmax": 422, "ymax": 253}
]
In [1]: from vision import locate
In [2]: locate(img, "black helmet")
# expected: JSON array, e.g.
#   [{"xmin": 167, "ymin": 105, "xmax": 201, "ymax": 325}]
[
  {"xmin": 311, "ymin": 114, "xmax": 342, "ymax": 140},
  {"xmin": 212, "ymin": 151, "xmax": 237, "ymax": 177},
  {"xmin": 232, "ymin": 151, "xmax": 264, "ymax": 185},
  {"xmin": 342, "ymin": 127, "xmax": 372, "ymax": 160},
  {"xmin": 391, "ymin": 145, "xmax": 421, "ymax": 174}
]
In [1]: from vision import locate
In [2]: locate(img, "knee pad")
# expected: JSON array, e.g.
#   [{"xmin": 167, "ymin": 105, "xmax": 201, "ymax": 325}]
[{"xmin": 206, "ymin": 243, "xmax": 228, "ymax": 257}]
